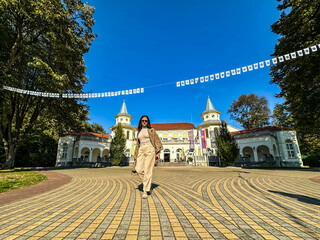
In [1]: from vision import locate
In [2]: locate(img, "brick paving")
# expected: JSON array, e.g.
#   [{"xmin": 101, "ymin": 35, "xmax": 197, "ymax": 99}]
[{"xmin": 0, "ymin": 167, "xmax": 319, "ymax": 239}]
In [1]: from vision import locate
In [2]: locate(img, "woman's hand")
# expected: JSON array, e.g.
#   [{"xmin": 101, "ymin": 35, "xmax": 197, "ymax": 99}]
[{"xmin": 156, "ymin": 153, "xmax": 160, "ymax": 160}]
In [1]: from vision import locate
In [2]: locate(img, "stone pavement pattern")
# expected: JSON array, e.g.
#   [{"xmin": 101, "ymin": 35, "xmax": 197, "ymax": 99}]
[{"xmin": 0, "ymin": 167, "xmax": 319, "ymax": 240}]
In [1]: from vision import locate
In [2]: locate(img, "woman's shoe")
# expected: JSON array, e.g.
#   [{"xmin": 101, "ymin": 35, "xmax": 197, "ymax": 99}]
[{"xmin": 142, "ymin": 192, "xmax": 148, "ymax": 199}]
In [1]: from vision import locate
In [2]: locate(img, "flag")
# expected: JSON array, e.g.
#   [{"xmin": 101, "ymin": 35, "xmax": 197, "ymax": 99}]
[
  {"xmin": 259, "ymin": 62, "xmax": 264, "ymax": 68},
  {"xmin": 181, "ymin": 81, "xmax": 185, "ymax": 86},
  {"xmin": 242, "ymin": 66, "xmax": 247, "ymax": 72},
  {"xmin": 129, "ymin": 89, "xmax": 132, "ymax": 94},
  {"xmin": 215, "ymin": 73, "xmax": 219, "ymax": 79},
  {"xmin": 236, "ymin": 68, "xmax": 241, "ymax": 74},
  {"xmin": 210, "ymin": 75, "xmax": 214, "ymax": 80},
  {"xmin": 290, "ymin": 52, "xmax": 297, "ymax": 59},
  {"xmin": 188, "ymin": 131, "xmax": 194, "ymax": 149},
  {"xmin": 186, "ymin": 80, "xmax": 190, "ymax": 85},
  {"xmin": 311, "ymin": 45, "xmax": 317, "ymax": 52},
  {"xmin": 278, "ymin": 56, "xmax": 284, "ymax": 62},
  {"xmin": 254, "ymin": 63, "xmax": 258, "ymax": 69},
  {"xmin": 137, "ymin": 88, "xmax": 140, "ymax": 93},
  {"xmin": 272, "ymin": 58, "xmax": 278, "ymax": 64},
  {"xmin": 201, "ymin": 130, "xmax": 206, "ymax": 149},
  {"xmin": 133, "ymin": 89, "xmax": 136, "ymax": 94},
  {"xmin": 190, "ymin": 79, "xmax": 194, "ymax": 84},
  {"xmin": 205, "ymin": 76, "xmax": 209, "ymax": 82},
  {"xmin": 284, "ymin": 54, "xmax": 290, "ymax": 60},
  {"xmin": 200, "ymin": 77, "xmax": 204, "ymax": 83},
  {"xmin": 226, "ymin": 71, "xmax": 230, "ymax": 77},
  {"xmin": 195, "ymin": 78, "xmax": 199, "ymax": 84},
  {"xmin": 125, "ymin": 90, "xmax": 128, "ymax": 95},
  {"xmin": 304, "ymin": 48, "xmax": 310, "ymax": 54},
  {"xmin": 265, "ymin": 60, "xmax": 271, "ymax": 66},
  {"xmin": 141, "ymin": 88, "xmax": 144, "ymax": 93},
  {"xmin": 297, "ymin": 50, "xmax": 303, "ymax": 56},
  {"xmin": 248, "ymin": 65, "xmax": 253, "ymax": 71},
  {"xmin": 220, "ymin": 72, "xmax": 225, "ymax": 78},
  {"xmin": 231, "ymin": 69, "xmax": 236, "ymax": 75}
]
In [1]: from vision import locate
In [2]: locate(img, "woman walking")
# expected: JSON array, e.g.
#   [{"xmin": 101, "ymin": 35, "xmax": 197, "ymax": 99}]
[{"xmin": 134, "ymin": 115, "xmax": 163, "ymax": 199}]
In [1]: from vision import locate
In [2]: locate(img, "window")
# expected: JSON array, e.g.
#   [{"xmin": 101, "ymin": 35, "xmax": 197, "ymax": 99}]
[
  {"xmin": 62, "ymin": 143, "xmax": 68, "ymax": 159},
  {"xmin": 205, "ymin": 129, "xmax": 209, "ymax": 138},
  {"xmin": 126, "ymin": 131, "xmax": 130, "ymax": 139},
  {"xmin": 286, "ymin": 140, "xmax": 295, "ymax": 158},
  {"xmin": 212, "ymin": 115, "xmax": 215, "ymax": 118}
]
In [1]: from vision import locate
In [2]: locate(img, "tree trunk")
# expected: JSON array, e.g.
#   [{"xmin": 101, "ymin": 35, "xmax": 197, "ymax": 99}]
[{"xmin": 2, "ymin": 139, "xmax": 18, "ymax": 169}]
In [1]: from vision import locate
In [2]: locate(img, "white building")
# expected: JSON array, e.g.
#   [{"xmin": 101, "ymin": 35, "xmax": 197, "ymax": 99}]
[{"xmin": 56, "ymin": 96, "xmax": 302, "ymax": 167}]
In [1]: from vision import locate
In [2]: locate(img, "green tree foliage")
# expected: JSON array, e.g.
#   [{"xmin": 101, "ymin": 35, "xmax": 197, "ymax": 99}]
[
  {"xmin": 228, "ymin": 94, "xmax": 271, "ymax": 130},
  {"xmin": 0, "ymin": 0, "xmax": 96, "ymax": 169},
  {"xmin": 84, "ymin": 122, "xmax": 106, "ymax": 134},
  {"xmin": 272, "ymin": 103, "xmax": 294, "ymax": 127},
  {"xmin": 110, "ymin": 123, "xmax": 126, "ymax": 166},
  {"xmin": 215, "ymin": 121, "xmax": 239, "ymax": 166},
  {"xmin": 270, "ymin": 0, "xmax": 320, "ymax": 144}
]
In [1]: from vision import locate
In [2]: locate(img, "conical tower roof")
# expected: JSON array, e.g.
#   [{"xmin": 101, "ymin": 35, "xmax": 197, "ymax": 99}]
[
  {"xmin": 119, "ymin": 100, "xmax": 128, "ymax": 115},
  {"xmin": 205, "ymin": 96, "xmax": 215, "ymax": 112}
]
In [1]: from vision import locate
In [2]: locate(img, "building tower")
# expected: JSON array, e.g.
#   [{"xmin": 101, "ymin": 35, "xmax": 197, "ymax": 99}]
[{"xmin": 109, "ymin": 100, "xmax": 136, "ymax": 158}]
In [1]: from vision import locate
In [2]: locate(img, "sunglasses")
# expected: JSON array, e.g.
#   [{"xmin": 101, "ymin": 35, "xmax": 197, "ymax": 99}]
[{"xmin": 141, "ymin": 120, "xmax": 148, "ymax": 123}]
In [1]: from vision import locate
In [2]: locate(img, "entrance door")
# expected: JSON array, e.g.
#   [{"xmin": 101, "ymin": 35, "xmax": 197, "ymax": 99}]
[{"xmin": 164, "ymin": 153, "xmax": 170, "ymax": 162}]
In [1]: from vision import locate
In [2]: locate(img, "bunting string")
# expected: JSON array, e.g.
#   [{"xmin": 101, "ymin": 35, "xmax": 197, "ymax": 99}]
[{"xmin": 1, "ymin": 44, "xmax": 319, "ymax": 98}]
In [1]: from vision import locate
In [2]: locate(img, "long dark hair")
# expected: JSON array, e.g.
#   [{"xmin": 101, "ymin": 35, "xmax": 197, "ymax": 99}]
[{"xmin": 137, "ymin": 115, "xmax": 151, "ymax": 133}]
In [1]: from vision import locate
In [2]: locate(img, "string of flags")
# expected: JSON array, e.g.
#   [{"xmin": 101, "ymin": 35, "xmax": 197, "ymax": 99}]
[
  {"xmin": 2, "ymin": 86, "xmax": 145, "ymax": 98},
  {"xmin": 1, "ymin": 44, "xmax": 319, "ymax": 98},
  {"xmin": 176, "ymin": 44, "xmax": 320, "ymax": 87}
]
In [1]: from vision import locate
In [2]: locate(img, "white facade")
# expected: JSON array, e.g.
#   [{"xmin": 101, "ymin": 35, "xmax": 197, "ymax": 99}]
[{"xmin": 56, "ymin": 96, "xmax": 302, "ymax": 167}]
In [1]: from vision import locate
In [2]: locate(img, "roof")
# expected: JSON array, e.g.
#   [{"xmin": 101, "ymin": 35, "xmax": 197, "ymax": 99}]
[
  {"xmin": 151, "ymin": 123, "xmax": 196, "ymax": 130},
  {"xmin": 230, "ymin": 125, "xmax": 293, "ymax": 135},
  {"xmin": 67, "ymin": 132, "xmax": 110, "ymax": 139},
  {"xmin": 119, "ymin": 100, "xmax": 128, "ymax": 114},
  {"xmin": 205, "ymin": 96, "xmax": 216, "ymax": 112}
]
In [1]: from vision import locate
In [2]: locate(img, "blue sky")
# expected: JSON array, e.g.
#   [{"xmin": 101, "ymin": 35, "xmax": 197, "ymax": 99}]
[{"xmin": 83, "ymin": 0, "xmax": 283, "ymax": 132}]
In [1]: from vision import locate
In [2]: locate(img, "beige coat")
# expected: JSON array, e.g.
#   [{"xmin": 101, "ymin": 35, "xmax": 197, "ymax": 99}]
[{"xmin": 134, "ymin": 127, "xmax": 163, "ymax": 160}]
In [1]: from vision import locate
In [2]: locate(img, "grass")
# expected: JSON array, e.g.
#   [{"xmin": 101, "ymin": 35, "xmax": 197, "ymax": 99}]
[{"xmin": 0, "ymin": 171, "xmax": 46, "ymax": 193}]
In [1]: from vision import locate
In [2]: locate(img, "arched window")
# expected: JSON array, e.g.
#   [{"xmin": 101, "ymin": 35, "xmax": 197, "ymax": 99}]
[
  {"xmin": 164, "ymin": 149, "xmax": 170, "ymax": 153},
  {"xmin": 286, "ymin": 140, "xmax": 295, "ymax": 158},
  {"xmin": 62, "ymin": 143, "xmax": 68, "ymax": 159}
]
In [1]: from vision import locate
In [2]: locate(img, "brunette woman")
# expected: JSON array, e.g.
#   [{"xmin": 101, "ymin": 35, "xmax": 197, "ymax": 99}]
[{"xmin": 134, "ymin": 115, "xmax": 163, "ymax": 198}]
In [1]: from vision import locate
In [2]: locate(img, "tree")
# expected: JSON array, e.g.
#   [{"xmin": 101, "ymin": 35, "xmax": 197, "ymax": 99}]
[
  {"xmin": 228, "ymin": 94, "xmax": 271, "ymax": 130},
  {"xmin": 0, "ymin": 0, "xmax": 96, "ymax": 169},
  {"xmin": 215, "ymin": 121, "xmax": 239, "ymax": 166},
  {"xmin": 110, "ymin": 123, "xmax": 126, "ymax": 166},
  {"xmin": 84, "ymin": 122, "xmax": 106, "ymax": 134},
  {"xmin": 270, "ymin": 0, "xmax": 320, "ymax": 142},
  {"xmin": 272, "ymin": 103, "xmax": 294, "ymax": 127}
]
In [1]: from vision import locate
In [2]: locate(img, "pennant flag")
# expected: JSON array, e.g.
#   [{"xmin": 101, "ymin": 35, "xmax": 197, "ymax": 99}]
[
  {"xmin": 181, "ymin": 81, "xmax": 185, "ymax": 86},
  {"xmin": 284, "ymin": 54, "xmax": 290, "ymax": 60},
  {"xmin": 118, "ymin": 91, "xmax": 121, "ymax": 95},
  {"xmin": 236, "ymin": 68, "xmax": 241, "ymax": 74},
  {"xmin": 226, "ymin": 71, "xmax": 230, "ymax": 77},
  {"xmin": 98, "ymin": 93, "xmax": 101, "ymax": 97},
  {"xmin": 290, "ymin": 52, "xmax": 297, "ymax": 59},
  {"xmin": 220, "ymin": 72, "xmax": 225, "ymax": 78},
  {"xmin": 254, "ymin": 63, "xmax": 258, "ymax": 69},
  {"xmin": 272, "ymin": 58, "xmax": 278, "ymax": 64},
  {"xmin": 205, "ymin": 76, "xmax": 209, "ymax": 82},
  {"xmin": 311, "ymin": 45, "xmax": 317, "ymax": 52},
  {"xmin": 248, "ymin": 65, "xmax": 253, "ymax": 71},
  {"xmin": 136, "ymin": 88, "xmax": 140, "ymax": 93},
  {"xmin": 200, "ymin": 77, "xmax": 204, "ymax": 83},
  {"xmin": 265, "ymin": 60, "xmax": 271, "ymax": 66},
  {"xmin": 190, "ymin": 79, "xmax": 194, "ymax": 84},
  {"xmin": 129, "ymin": 89, "xmax": 132, "ymax": 94},
  {"xmin": 186, "ymin": 80, "xmax": 190, "ymax": 85},
  {"xmin": 133, "ymin": 89, "xmax": 136, "ymax": 94},
  {"xmin": 259, "ymin": 62, "xmax": 264, "ymax": 68},
  {"xmin": 215, "ymin": 73, "xmax": 220, "ymax": 79},
  {"xmin": 242, "ymin": 66, "xmax": 247, "ymax": 72},
  {"xmin": 297, "ymin": 50, "xmax": 303, "ymax": 56},
  {"xmin": 278, "ymin": 56, "xmax": 284, "ymax": 62},
  {"xmin": 195, "ymin": 78, "xmax": 199, "ymax": 84},
  {"xmin": 210, "ymin": 75, "xmax": 214, "ymax": 80},
  {"xmin": 231, "ymin": 69, "xmax": 236, "ymax": 75},
  {"xmin": 304, "ymin": 48, "xmax": 310, "ymax": 54},
  {"xmin": 141, "ymin": 88, "xmax": 144, "ymax": 93}
]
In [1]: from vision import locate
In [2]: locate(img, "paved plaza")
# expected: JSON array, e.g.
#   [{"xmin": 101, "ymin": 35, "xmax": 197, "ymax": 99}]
[{"xmin": 0, "ymin": 167, "xmax": 319, "ymax": 240}]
